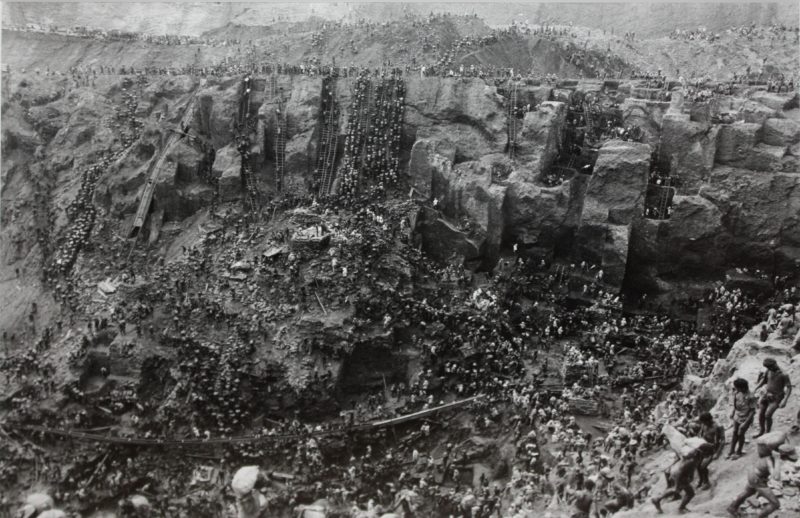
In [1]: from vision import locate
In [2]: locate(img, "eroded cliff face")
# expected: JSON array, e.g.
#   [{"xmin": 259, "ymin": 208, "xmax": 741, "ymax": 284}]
[
  {"xmin": 626, "ymin": 91, "xmax": 800, "ymax": 295},
  {"xmin": 3, "ymin": 71, "xmax": 799, "ymax": 303}
]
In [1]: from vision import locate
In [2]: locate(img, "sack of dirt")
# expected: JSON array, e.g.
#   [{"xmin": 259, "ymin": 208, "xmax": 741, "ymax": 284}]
[
  {"xmin": 756, "ymin": 431, "xmax": 787, "ymax": 454},
  {"xmin": 662, "ymin": 424, "xmax": 710, "ymax": 458},
  {"xmin": 231, "ymin": 466, "xmax": 260, "ymax": 496}
]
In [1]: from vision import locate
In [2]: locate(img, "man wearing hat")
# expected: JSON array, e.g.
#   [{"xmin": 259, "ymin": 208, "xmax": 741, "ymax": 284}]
[
  {"xmin": 727, "ymin": 440, "xmax": 797, "ymax": 517},
  {"xmin": 753, "ymin": 357, "xmax": 792, "ymax": 438}
]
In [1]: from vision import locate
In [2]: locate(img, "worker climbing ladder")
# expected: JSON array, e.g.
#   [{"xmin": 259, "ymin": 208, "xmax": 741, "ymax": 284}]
[
  {"xmin": 269, "ymin": 74, "xmax": 278, "ymax": 99},
  {"xmin": 657, "ymin": 177, "xmax": 672, "ymax": 219},
  {"xmin": 242, "ymin": 163, "xmax": 260, "ymax": 212},
  {"xmin": 315, "ymin": 78, "xmax": 340, "ymax": 196},
  {"xmin": 274, "ymin": 98, "xmax": 287, "ymax": 192},
  {"xmin": 319, "ymin": 105, "xmax": 339, "ymax": 195},
  {"xmin": 507, "ymin": 81, "xmax": 519, "ymax": 159},
  {"xmin": 358, "ymin": 79, "xmax": 376, "ymax": 173},
  {"xmin": 583, "ymin": 102, "xmax": 593, "ymax": 133}
]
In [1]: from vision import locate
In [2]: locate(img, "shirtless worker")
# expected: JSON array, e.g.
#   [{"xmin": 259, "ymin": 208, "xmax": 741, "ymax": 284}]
[
  {"xmin": 695, "ymin": 412, "xmax": 725, "ymax": 490},
  {"xmin": 753, "ymin": 358, "xmax": 792, "ymax": 438},
  {"xmin": 651, "ymin": 445, "xmax": 709, "ymax": 514},
  {"xmin": 727, "ymin": 440, "xmax": 797, "ymax": 517},
  {"xmin": 570, "ymin": 477, "xmax": 595, "ymax": 518}
]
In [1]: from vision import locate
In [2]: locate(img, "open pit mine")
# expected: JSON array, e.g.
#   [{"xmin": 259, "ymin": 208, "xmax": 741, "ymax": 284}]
[{"xmin": 1, "ymin": 2, "xmax": 800, "ymax": 518}]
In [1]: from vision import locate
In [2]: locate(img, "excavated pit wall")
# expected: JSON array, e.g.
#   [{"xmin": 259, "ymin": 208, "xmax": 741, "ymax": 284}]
[{"xmin": 3, "ymin": 70, "xmax": 799, "ymax": 302}]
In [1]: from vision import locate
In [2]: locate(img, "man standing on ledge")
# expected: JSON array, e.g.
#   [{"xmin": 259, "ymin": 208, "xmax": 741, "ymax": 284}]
[{"xmin": 753, "ymin": 358, "xmax": 792, "ymax": 438}]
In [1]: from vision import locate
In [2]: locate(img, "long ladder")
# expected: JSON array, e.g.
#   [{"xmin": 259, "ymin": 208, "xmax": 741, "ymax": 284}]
[
  {"xmin": 269, "ymin": 74, "xmax": 278, "ymax": 99},
  {"xmin": 274, "ymin": 100, "xmax": 287, "ymax": 192},
  {"xmin": 584, "ymin": 102, "xmax": 593, "ymax": 131},
  {"xmin": 318, "ymin": 100, "xmax": 339, "ymax": 195},
  {"xmin": 657, "ymin": 177, "xmax": 672, "ymax": 219},
  {"xmin": 507, "ymin": 81, "xmax": 518, "ymax": 159}
]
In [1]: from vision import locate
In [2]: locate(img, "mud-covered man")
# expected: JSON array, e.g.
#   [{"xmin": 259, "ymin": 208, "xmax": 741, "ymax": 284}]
[{"xmin": 753, "ymin": 358, "xmax": 792, "ymax": 438}]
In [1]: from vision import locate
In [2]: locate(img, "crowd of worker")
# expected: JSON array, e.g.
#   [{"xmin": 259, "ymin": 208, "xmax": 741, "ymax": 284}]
[
  {"xmin": 336, "ymin": 71, "xmax": 405, "ymax": 201},
  {"xmin": 3, "ymin": 12, "xmax": 800, "ymax": 518},
  {"xmin": 4, "ymin": 161, "xmax": 794, "ymax": 516}
]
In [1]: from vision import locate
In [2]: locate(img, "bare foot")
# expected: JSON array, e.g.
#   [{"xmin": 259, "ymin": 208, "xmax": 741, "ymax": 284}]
[{"xmin": 652, "ymin": 497, "xmax": 663, "ymax": 514}]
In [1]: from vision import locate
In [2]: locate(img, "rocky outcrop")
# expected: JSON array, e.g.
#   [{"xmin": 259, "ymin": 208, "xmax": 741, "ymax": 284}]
[
  {"xmin": 744, "ymin": 143, "xmax": 786, "ymax": 173},
  {"xmin": 198, "ymin": 80, "xmax": 240, "ymax": 149},
  {"xmin": 627, "ymin": 195, "xmax": 728, "ymax": 290},
  {"xmin": 515, "ymin": 101, "xmax": 566, "ymax": 180},
  {"xmin": 574, "ymin": 140, "xmax": 651, "ymax": 290},
  {"xmin": 715, "ymin": 123, "xmax": 760, "ymax": 166},
  {"xmin": 762, "ymin": 118, "xmax": 800, "ymax": 148},
  {"xmin": 699, "ymin": 167, "xmax": 800, "ymax": 269},
  {"xmin": 415, "ymin": 206, "xmax": 481, "ymax": 262},
  {"xmin": 749, "ymin": 91, "xmax": 799, "ymax": 112},
  {"xmin": 409, "ymin": 140, "xmax": 507, "ymax": 262},
  {"xmin": 436, "ymin": 155, "xmax": 508, "ymax": 257},
  {"xmin": 659, "ymin": 113, "xmax": 718, "ymax": 192},
  {"xmin": 737, "ymin": 99, "xmax": 778, "ymax": 125},
  {"xmin": 407, "ymin": 138, "xmax": 456, "ymax": 199},
  {"xmin": 212, "ymin": 144, "xmax": 241, "ymax": 201},
  {"xmin": 504, "ymin": 177, "xmax": 585, "ymax": 256},
  {"xmin": 404, "ymin": 77, "xmax": 506, "ymax": 161}
]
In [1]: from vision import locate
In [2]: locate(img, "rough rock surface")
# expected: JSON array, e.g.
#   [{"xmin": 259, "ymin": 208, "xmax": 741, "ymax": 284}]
[
  {"xmin": 627, "ymin": 195, "xmax": 728, "ymax": 290},
  {"xmin": 750, "ymin": 91, "xmax": 799, "ymax": 112},
  {"xmin": 744, "ymin": 142, "xmax": 787, "ymax": 172},
  {"xmin": 737, "ymin": 99, "xmax": 778, "ymax": 125},
  {"xmin": 699, "ymin": 167, "xmax": 800, "ymax": 269},
  {"xmin": 212, "ymin": 144, "xmax": 242, "ymax": 201},
  {"xmin": 575, "ymin": 140, "xmax": 650, "ymax": 290},
  {"xmin": 414, "ymin": 207, "xmax": 481, "ymax": 262},
  {"xmin": 404, "ymin": 77, "xmax": 506, "ymax": 161},
  {"xmin": 659, "ymin": 114, "xmax": 718, "ymax": 192},
  {"xmin": 407, "ymin": 138, "xmax": 456, "ymax": 199},
  {"xmin": 504, "ymin": 176, "xmax": 585, "ymax": 255},
  {"xmin": 514, "ymin": 101, "xmax": 566, "ymax": 182},
  {"xmin": 715, "ymin": 123, "xmax": 761, "ymax": 166},
  {"xmin": 762, "ymin": 117, "xmax": 800, "ymax": 148},
  {"xmin": 436, "ymin": 155, "xmax": 508, "ymax": 257}
]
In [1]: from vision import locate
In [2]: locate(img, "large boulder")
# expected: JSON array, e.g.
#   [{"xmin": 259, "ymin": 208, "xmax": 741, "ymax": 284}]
[
  {"xmin": 762, "ymin": 118, "xmax": 800, "ymax": 147},
  {"xmin": 715, "ymin": 123, "xmax": 760, "ymax": 165},
  {"xmin": 659, "ymin": 114, "xmax": 718, "ymax": 192},
  {"xmin": 212, "ymin": 144, "xmax": 242, "ymax": 201},
  {"xmin": 407, "ymin": 138, "xmax": 456, "ymax": 199}
]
